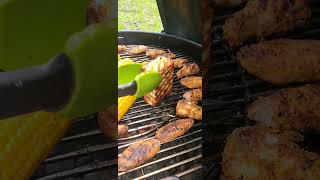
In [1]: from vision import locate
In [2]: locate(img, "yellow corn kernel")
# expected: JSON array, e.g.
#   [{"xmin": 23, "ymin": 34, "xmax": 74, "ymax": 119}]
[{"xmin": 118, "ymin": 95, "xmax": 136, "ymax": 121}]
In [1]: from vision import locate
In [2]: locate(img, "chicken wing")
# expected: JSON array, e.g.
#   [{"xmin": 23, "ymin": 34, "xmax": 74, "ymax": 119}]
[
  {"xmin": 155, "ymin": 119, "xmax": 194, "ymax": 143},
  {"xmin": 176, "ymin": 63, "xmax": 200, "ymax": 79},
  {"xmin": 180, "ymin": 76, "xmax": 202, "ymax": 89},
  {"xmin": 176, "ymin": 100, "xmax": 202, "ymax": 120},
  {"xmin": 146, "ymin": 49, "xmax": 166, "ymax": 59},
  {"xmin": 128, "ymin": 45, "xmax": 148, "ymax": 55},
  {"xmin": 237, "ymin": 39, "xmax": 320, "ymax": 85},
  {"xmin": 173, "ymin": 58, "xmax": 188, "ymax": 68},
  {"xmin": 162, "ymin": 52, "xmax": 176, "ymax": 59},
  {"xmin": 247, "ymin": 84, "xmax": 320, "ymax": 132},
  {"xmin": 221, "ymin": 125, "xmax": 320, "ymax": 180},
  {"xmin": 118, "ymin": 139, "xmax": 161, "ymax": 172},
  {"xmin": 223, "ymin": 0, "xmax": 311, "ymax": 47},
  {"xmin": 183, "ymin": 88, "xmax": 202, "ymax": 102}
]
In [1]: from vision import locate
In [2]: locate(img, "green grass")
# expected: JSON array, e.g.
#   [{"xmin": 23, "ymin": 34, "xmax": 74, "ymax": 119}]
[{"xmin": 118, "ymin": 0, "xmax": 163, "ymax": 32}]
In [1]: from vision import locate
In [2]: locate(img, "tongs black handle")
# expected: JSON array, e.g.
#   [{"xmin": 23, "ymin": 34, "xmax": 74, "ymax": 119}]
[
  {"xmin": 118, "ymin": 81, "xmax": 137, "ymax": 97},
  {"xmin": 0, "ymin": 54, "xmax": 73, "ymax": 120}
]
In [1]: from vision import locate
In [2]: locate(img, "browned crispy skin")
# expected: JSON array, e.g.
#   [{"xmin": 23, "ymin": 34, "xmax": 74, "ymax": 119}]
[
  {"xmin": 176, "ymin": 63, "xmax": 200, "ymax": 79},
  {"xmin": 173, "ymin": 58, "xmax": 188, "ymax": 68},
  {"xmin": 118, "ymin": 45, "xmax": 127, "ymax": 53},
  {"xmin": 176, "ymin": 100, "xmax": 202, "ymax": 120},
  {"xmin": 180, "ymin": 76, "xmax": 202, "ymax": 89},
  {"xmin": 118, "ymin": 139, "xmax": 161, "ymax": 172},
  {"xmin": 237, "ymin": 39, "xmax": 320, "ymax": 85},
  {"xmin": 155, "ymin": 119, "xmax": 194, "ymax": 143},
  {"xmin": 183, "ymin": 89, "xmax": 202, "ymax": 102},
  {"xmin": 128, "ymin": 45, "xmax": 148, "ymax": 55},
  {"xmin": 213, "ymin": 0, "xmax": 248, "ymax": 8},
  {"xmin": 247, "ymin": 84, "xmax": 320, "ymax": 132},
  {"xmin": 162, "ymin": 52, "xmax": 176, "ymax": 59},
  {"xmin": 118, "ymin": 124, "xmax": 128, "ymax": 137},
  {"xmin": 221, "ymin": 126, "xmax": 320, "ymax": 180},
  {"xmin": 146, "ymin": 49, "xmax": 166, "ymax": 59},
  {"xmin": 223, "ymin": 0, "xmax": 311, "ymax": 47}
]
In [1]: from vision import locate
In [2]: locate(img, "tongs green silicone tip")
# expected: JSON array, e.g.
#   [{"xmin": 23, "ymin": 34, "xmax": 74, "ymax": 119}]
[{"xmin": 118, "ymin": 63, "xmax": 162, "ymax": 98}]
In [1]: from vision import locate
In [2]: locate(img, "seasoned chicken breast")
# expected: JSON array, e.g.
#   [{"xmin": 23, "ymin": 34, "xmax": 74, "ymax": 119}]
[
  {"xmin": 180, "ymin": 76, "xmax": 202, "ymax": 89},
  {"xmin": 173, "ymin": 58, "xmax": 188, "ymax": 68},
  {"xmin": 176, "ymin": 100, "xmax": 202, "ymax": 120},
  {"xmin": 183, "ymin": 89, "xmax": 202, "ymax": 102},
  {"xmin": 237, "ymin": 39, "xmax": 320, "ymax": 85},
  {"xmin": 223, "ymin": 0, "xmax": 311, "ymax": 47},
  {"xmin": 176, "ymin": 63, "xmax": 200, "ymax": 79},
  {"xmin": 221, "ymin": 125, "xmax": 320, "ymax": 180},
  {"xmin": 118, "ymin": 139, "xmax": 161, "ymax": 172},
  {"xmin": 247, "ymin": 84, "xmax": 320, "ymax": 132},
  {"xmin": 155, "ymin": 119, "xmax": 194, "ymax": 143},
  {"xmin": 128, "ymin": 45, "xmax": 148, "ymax": 55},
  {"xmin": 146, "ymin": 49, "xmax": 166, "ymax": 59},
  {"xmin": 118, "ymin": 124, "xmax": 128, "ymax": 138}
]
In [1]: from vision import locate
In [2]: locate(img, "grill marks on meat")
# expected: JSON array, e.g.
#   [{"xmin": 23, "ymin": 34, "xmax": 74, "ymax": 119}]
[
  {"xmin": 247, "ymin": 84, "xmax": 320, "ymax": 132},
  {"xmin": 118, "ymin": 139, "xmax": 161, "ymax": 172},
  {"xmin": 223, "ymin": 0, "xmax": 311, "ymax": 47},
  {"xmin": 180, "ymin": 76, "xmax": 202, "ymax": 89},
  {"xmin": 143, "ymin": 57, "xmax": 174, "ymax": 106},
  {"xmin": 176, "ymin": 63, "xmax": 200, "ymax": 79},
  {"xmin": 183, "ymin": 89, "xmax": 202, "ymax": 102},
  {"xmin": 221, "ymin": 126, "xmax": 320, "ymax": 180},
  {"xmin": 173, "ymin": 58, "xmax": 188, "ymax": 68},
  {"xmin": 146, "ymin": 49, "xmax": 166, "ymax": 59},
  {"xmin": 237, "ymin": 39, "xmax": 320, "ymax": 85},
  {"xmin": 155, "ymin": 119, "xmax": 194, "ymax": 143},
  {"xmin": 128, "ymin": 45, "xmax": 148, "ymax": 55},
  {"xmin": 176, "ymin": 100, "xmax": 202, "ymax": 120}
]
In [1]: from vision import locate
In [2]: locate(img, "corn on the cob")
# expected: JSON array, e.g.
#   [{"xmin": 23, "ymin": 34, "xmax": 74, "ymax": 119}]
[
  {"xmin": 118, "ymin": 95, "xmax": 136, "ymax": 121},
  {"xmin": 0, "ymin": 112, "xmax": 71, "ymax": 180}
]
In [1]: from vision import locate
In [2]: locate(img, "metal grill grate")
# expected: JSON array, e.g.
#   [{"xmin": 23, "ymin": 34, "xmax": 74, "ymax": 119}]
[
  {"xmin": 204, "ymin": 1, "xmax": 320, "ymax": 179},
  {"xmin": 118, "ymin": 44, "xmax": 202, "ymax": 180}
]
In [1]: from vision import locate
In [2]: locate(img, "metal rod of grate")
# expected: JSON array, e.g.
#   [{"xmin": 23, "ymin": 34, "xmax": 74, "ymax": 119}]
[
  {"xmin": 118, "ymin": 45, "xmax": 202, "ymax": 180},
  {"xmin": 204, "ymin": 3, "xmax": 320, "ymax": 179}
]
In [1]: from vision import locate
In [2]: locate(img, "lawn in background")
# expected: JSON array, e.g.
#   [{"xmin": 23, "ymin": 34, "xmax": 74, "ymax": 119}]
[{"xmin": 118, "ymin": 0, "xmax": 163, "ymax": 32}]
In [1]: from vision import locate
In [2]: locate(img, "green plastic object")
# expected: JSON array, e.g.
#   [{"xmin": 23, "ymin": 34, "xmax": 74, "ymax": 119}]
[
  {"xmin": 134, "ymin": 72, "xmax": 162, "ymax": 98},
  {"xmin": 118, "ymin": 63, "xmax": 162, "ymax": 98},
  {"xmin": 0, "ymin": 0, "xmax": 89, "ymax": 70},
  {"xmin": 60, "ymin": 23, "xmax": 117, "ymax": 118}
]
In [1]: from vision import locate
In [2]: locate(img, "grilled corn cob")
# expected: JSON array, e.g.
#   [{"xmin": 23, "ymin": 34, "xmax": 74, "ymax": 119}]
[
  {"xmin": 0, "ymin": 112, "xmax": 71, "ymax": 180},
  {"xmin": 118, "ymin": 95, "xmax": 136, "ymax": 121}
]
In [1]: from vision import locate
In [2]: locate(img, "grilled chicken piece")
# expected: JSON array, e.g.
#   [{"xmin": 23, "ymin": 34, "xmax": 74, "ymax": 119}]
[
  {"xmin": 128, "ymin": 45, "xmax": 148, "ymax": 55},
  {"xmin": 221, "ymin": 125, "xmax": 320, "ymax": 180},
  {"xmin": 146, "ymin": 49, "xmax": 166, "ymax": 59},
  {"xmin": 213, "ymin": 0, "xmax": 248, "ymax": 8},
  {"xmin": 87, "ymin": 0, "xmax": 107, "ymax": 24},
  {"xmin": 118, "ymin": 139, "xmax": 161, "ymax": 172},
  {"xmin": 176, "ymin": 63, "xmax": 200, "ymax": 79},
  {"xmin": 162, "ymin": 52, "xmax": 176, "ymax": 59},
  {"xmin": 237, "ymin": 39, "xmax": 320, "ymax": 85},
  {"xmin": 98, "ymin": 105, "xmax": 117, "ymax": 140},
  {"xmin": 118, "ymin": 45, "xmax": 127, "ymax": 53},
  {"xmin": 176, "ymin": 100, "xmax": 202, "ymax": 120},
  {"xmin": 142, "ymin": 57, "xmax": 174, "ymax": 106},
  {"xmin": 223, "ymin": 0, "xmax": 311, "ymax": 47},
  {"xmin": 118, "ymin": 124, "xmax": 128, "ymax": 138},
  {"xmin": 173, "ymin": 58, "xmax": 188, "ymax": 68},
  {"xmin": 247, "ymin": 84, "xmax": 320, "ymax": 132},
  {"xmin": 155, "ymin": 119, "xmax": 194, "ymax": 143},
  {"xmin": 180, "ymin": 76, "xmax": 202, "ymax": 89},
  {"xmin": 183, "ymin": 89, "xmax": 202, "ymax": 102}
]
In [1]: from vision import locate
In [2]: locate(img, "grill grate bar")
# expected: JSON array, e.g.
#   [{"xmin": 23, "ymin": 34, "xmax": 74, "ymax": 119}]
[
  {"xmin": 175, "ymin": 165, "xmax": 202, "ymax": 178},
  {"xmin": 132, "ymin": 155, "xmax": 202, "ymax": 180}
]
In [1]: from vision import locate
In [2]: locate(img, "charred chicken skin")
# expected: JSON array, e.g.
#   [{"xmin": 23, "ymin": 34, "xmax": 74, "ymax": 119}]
[
  {"xmin": 155, "ymin": 119, "xmax": 194, "ymax": 143},
  {"xmin": 176, "ymin": 100, "xmax": 202, "ymax": 120},
  {"xmin": 183, "ymin": 88, "xmax": 202, "ymax": 102},
  {"xmin": 173, "ymin": 58, "xmax": 188, "ymax": 68},
  {"xmin": 176, "ymin": 63, "xmax": 200, "ymax": 79},
  {"xmin": 146, "ymin": 49, "xmax": 166, "ymax": 59},
  {"xmin": 247, "ymin": 84, "xmax": 320, "ymax": 133},
  {"xmin": 223, "ymin": 0, "xmax": 311, "ymax": 47},
  {"xmin": 221, "ymin": 125, "xmax": 320, "ymax": 180},
  {"xmin": 180, "ymin": 76, "xmax": 202, "ymax": 89}
]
